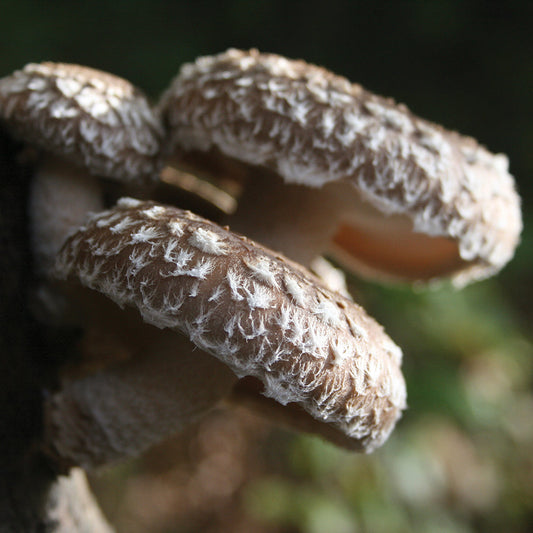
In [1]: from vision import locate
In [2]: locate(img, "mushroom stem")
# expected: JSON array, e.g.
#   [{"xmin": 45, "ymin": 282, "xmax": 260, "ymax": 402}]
[
  {"xmin": 44, "ymin": 331, "xmax": 238, "ymax": 470},
  {"xmin": 44, "ymin": 468, "xmax": 114, "ymax": 532},
  {"xmin": 30, "ymin": 156, "xmax": 103, "ymax": 277},
  {"xmin": 224, "ymin": 166, "xmax": 469, "ymax": 283},
  {"xmin": 224, "ymin": 167, "xmax": 341, "ymax": 267}
]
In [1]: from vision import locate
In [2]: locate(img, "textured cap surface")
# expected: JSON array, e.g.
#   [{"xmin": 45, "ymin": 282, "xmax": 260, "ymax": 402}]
[
  {"xmin": 54, "ymin": 198, "xmax": 406, "ymax": 451},
  {"xmin": 0, "ymin": 62, "xmax": 163, "ymax": 183},
  {"xmin": 159, "ymin": 49, "xmax": 522, "ymax": 285}
]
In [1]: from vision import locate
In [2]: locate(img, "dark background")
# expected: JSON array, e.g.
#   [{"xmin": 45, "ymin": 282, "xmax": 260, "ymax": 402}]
[{"xmin": 1, "ymin": 1, "xmax": 532, "ymax": 532}]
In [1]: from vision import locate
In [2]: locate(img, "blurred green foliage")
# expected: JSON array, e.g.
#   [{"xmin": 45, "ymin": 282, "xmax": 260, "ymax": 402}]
[
  {"xmin": 177, "ymin": 265, "xmax": 533, "ymax": 533},
  {"xmin": 238, "ymin": 272, "xmax": 533, "ymax": 533},
  {"xmin": 1, "ymin": 1, "xmax": 531, "ymax": 531}
]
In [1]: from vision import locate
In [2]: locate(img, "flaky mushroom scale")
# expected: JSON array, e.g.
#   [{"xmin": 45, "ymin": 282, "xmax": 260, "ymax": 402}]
[
  {"xmin": 159, "ymin": 49, "xmax": 522, "ymax": 286},
  {"xmin": 52, "ymin": 198, "xmax": 406, "ymax": 453},
  {"xmin": 0, "ymin": 62, "xmax": 165, "ymax": 280},
  {"xmin": 0, "ymin": 62, "xmax": 163, "ymax": 182}
]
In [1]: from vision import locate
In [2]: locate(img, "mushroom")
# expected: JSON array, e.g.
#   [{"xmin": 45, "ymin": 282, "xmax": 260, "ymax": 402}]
[
  {"xmin": 44, "ymin": 198, "xmax": 406, "ymax": 469},
  {"xmin": 44, "ymin": 468, "xmax": 114, "ymax": 532},
  {"xmin": 0, "ymin": 63, "xmax": 242, "ymax": 469},
  {"xmin": 158, "ymin": 49, "xmax": 522, "ymax": 286},
  {"xmin": 0, "ymin": 62, "xmax": 164, "ymax": 278}
]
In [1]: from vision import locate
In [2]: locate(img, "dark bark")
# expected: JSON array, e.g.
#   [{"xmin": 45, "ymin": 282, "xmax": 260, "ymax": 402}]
[
  {"xmin": 0, "ymin": 126, "xmax": 42, "ymax": 472},
  {"xmin": 0, "ymin": 126, "xmax": 111, "ymax": 531}
]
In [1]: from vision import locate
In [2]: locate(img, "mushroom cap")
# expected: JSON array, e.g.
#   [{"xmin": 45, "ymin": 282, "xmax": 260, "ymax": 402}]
[
  {"xmin": 54, "ymin": 198, "xmax": 406, "ymax": 452},
  {"xmin": 0, "ymin": 62, "xmax": 163, "ymax": 183},
  {"xmin": 159, "ymin": 48, "xmax": 522, "ymax": 286}
]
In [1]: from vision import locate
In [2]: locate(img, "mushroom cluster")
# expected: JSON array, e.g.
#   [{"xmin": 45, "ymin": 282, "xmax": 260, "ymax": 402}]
[{"xmin": 0, "ymin": 51, "xmax": 522, "ymax": 477}]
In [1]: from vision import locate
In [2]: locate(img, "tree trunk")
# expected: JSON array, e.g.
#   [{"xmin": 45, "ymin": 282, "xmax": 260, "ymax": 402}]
[{"xmin": 0, "ymin": 126, "xmax": 112, "ymax": 531}]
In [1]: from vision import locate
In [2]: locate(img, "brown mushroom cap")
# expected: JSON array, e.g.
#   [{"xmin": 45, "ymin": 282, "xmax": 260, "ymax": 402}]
[
  {"xmin": 54, "ymin": 198, "xmax": 406, "ymax": 452},
  {"xmin": 159, "ymin": 49, "xmax": 522, "ymax": 286},
  {"xmin": 0, "ymin": 62, "xmax": 163, "ymax": 183}
]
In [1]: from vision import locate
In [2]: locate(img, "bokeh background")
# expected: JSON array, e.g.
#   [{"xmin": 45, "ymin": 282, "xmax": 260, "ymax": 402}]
[{"xmin": 1, "ymin": 1, "xmax": 532, "ymax": 531}]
